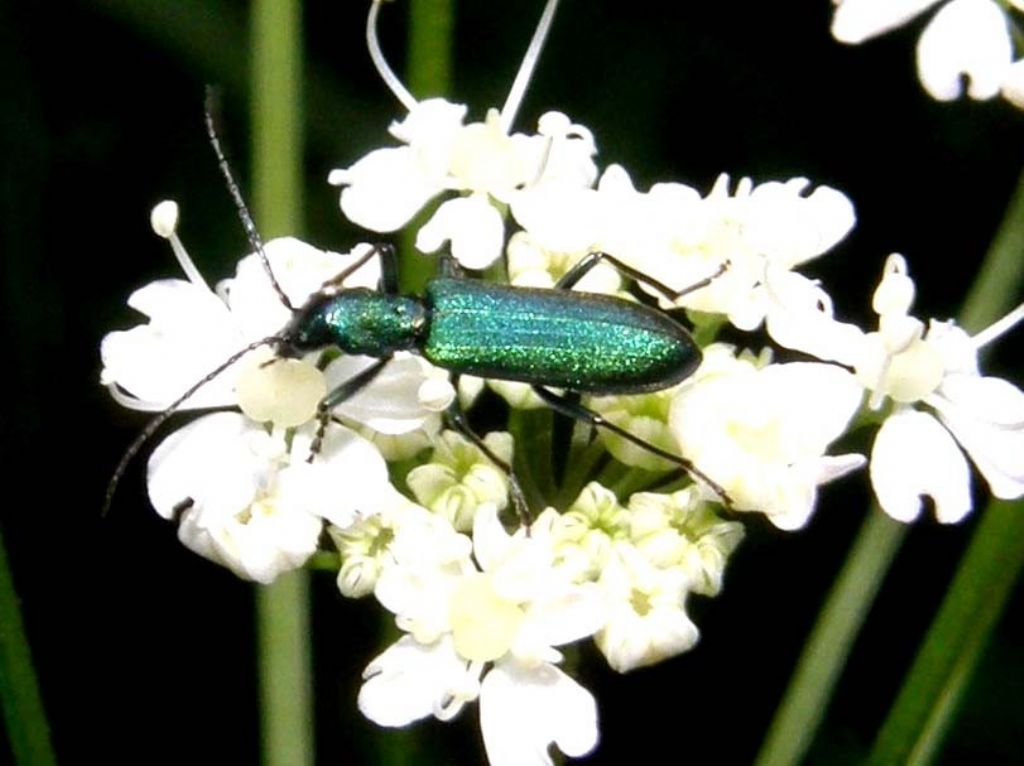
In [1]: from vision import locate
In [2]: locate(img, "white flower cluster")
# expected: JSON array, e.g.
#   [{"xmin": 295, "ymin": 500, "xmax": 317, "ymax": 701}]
[
  {"xmin": 832, "ymin": 0, "xmax": 1024, "ymax": 108},
  {"xmin": 100, "ymin": 1, "xmax": 1024, "ymax": 764}
]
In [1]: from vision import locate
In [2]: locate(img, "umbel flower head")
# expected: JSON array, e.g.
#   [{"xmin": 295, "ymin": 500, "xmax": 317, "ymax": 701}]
[{"xmin": 100, "ymin": 0, "xmax": 1024, "ymax": 763}]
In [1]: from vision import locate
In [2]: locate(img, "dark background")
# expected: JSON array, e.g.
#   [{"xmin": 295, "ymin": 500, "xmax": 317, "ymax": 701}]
[{"xmin": 2, "ymin": 1, "xmax": 1022, "ymax": 763}]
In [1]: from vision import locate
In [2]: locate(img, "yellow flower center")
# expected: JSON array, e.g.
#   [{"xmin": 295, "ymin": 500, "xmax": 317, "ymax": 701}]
[{"xmin": 449, "ymin": 572, "xmax": 525, "ymax": 662}]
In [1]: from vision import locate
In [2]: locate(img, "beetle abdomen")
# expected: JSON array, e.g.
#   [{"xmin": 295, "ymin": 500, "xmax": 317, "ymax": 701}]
[{"xmin": 422, "ymin": 278, "xmax": 700, "ymax": 394}]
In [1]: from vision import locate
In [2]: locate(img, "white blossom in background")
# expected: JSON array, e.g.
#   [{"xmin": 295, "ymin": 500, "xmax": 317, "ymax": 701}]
[
  {"xmin": 669, "ymin": 346, "xmax": 867, "ymax": 530},
  {"xmin": 359, "ymin": 505, "xmax": 604, "ymax": 766},
  {"xmin": 767, "ymin": 254, "xmax": 1024, "ymax": 522},
  {"xmin": 831, "ymin": 0, "xmax": 1024, "ymax": 108}
]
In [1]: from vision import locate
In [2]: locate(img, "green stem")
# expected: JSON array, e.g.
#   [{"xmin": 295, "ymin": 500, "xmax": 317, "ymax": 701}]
[
  {"xmin": 508, "ymin": 408, "xmax": 553, "ymax": 512},
  {"xmin": 753, "ymin": 509, "xmax": 907, "ymax": 766},
  {"xmin": 251, "ymin": 2, "xmax": 313, "ymax": 765},
  {"xmin": 960, "ymin": 165, "xmax": 1024, "ymax": 333},
  {"xmin": 755, "ymin": 161, "xmax": 1024, "ymax": 766},
  {"xmin": 0, "ymin": 527, "xmax": 56, "ymax": 766},
  {"xmin": 610, "ymin": 466, "xmax": 667, "ymax": 501},
  {"xmin": 868, "ymin": 500, "xmax": 1024, "ymax": 765},
  {"xmin": 556, "ymin": 433, "xmax": 608, "ymax": 508}
]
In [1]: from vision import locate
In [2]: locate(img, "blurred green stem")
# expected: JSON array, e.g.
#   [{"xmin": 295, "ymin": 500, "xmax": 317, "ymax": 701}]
[
  {"xmin": 0, "ymin": 527, "xmax": 56, "ymax": 766},
  {"xmin": 868, "ymin": 499, "xmax": 1024, "ymax": 765},
  {"xmin": 251, "ymin": 2, "xmax": 313, "ymax": 765},
  {"xmin": 755, "ymin": 162, "xmax": 1024, "ymax": 766},
  {"xmin": 753, "ymin": 510, "xmax": 907, "ymax": 766}
]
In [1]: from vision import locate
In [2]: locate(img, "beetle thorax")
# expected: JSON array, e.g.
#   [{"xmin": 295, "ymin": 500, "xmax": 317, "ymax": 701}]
[{"xmin": 285, "ymin": 289, "xmax": 426, "ymax": 357}]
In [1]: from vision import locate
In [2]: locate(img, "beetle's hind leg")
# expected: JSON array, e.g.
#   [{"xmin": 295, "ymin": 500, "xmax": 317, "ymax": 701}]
[
  {"xmin": 446, "ymin": 374, "xmax": 532, "ymax": 529},
  {"xmin": 531, "ymin": 385, "xmax": 734, "ymax": 508},
  {"xmin": 556, "ymin": 251, "xmax": 727, "ymax": 300}
]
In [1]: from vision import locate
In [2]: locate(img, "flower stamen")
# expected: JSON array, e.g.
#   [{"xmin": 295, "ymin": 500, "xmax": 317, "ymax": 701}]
[
  {"xmin": 150, "ymin": 200, "xmax": 209, "ymax": 291},
  {"xmin": 367, "ymin": 0, "xmax": 418, "ymax": 113},
  {"xmin": 499, "ymin": 0, "xmax": 561, "ymax": 133},
  {"xmin": 971, "ymin": 300, "xmax": 1024, "ymax": 349}
]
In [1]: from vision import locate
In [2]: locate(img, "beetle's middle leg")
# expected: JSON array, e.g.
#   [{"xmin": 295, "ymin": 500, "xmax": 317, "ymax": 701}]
[
  {"xmin": 445, "ymin": 374, "xmax": 532, "ymax": 528},
  {"xmin": 531, "ymin": 384, "xmax": 734, "ymax": 508},
  {"xmin": 308, "ymin": 356, "xmax": 392, "ymax": 461}
]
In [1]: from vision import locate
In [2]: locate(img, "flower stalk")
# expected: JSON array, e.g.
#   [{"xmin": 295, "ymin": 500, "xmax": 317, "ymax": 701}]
[
  {"xmin": 0, "ymin": 527, "xmax": 56, "ymax": 766},
  {"xmin": 251, "ymin": 1, "xmax": 313, "ymax": 764}
]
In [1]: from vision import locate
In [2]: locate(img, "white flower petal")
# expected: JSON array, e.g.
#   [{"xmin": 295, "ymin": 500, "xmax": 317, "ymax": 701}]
[
  {"xmin": 416, "ymin": 194, "xmax": 505, "ymax": 269},
  {"xmin": 479, "ymin": 660, "xmax": 599, "ymax": 766},
  {"xmin": 762, "ymin": 267, "xmax": 867, "ymax": 364},
  {"xmin": 388, "ymin": 98, "xmax": 468, "ymax": 158},
  {"xmin": 148, "ymin": 413, "xmax": 323, "ymax": 582},
  {"xmin": 147, "ymin": 412, "xmax": 263, "ymax": 521},
  {"xmin": 100, "ymin": 280, "xmax": 243, "ymax": 408},
  {"xmin": 510, "ymin": 186, "xmax": 602, "ymax": 254},
  {"xmin": 932, "ymin": 375, "xmax": 1024, "ymax": 498},
  {"xmin": 517, "ymin": 582, "xmax": 606, "ymax": 651},
  {"xmin": 1001, "ymin": 59, "xmax": 1024, "ymax": 108},
  {"xmin": 916, "ymin": 0, "xmax": 1012, "ymax": 101},
  {"xmin": 870, "ymin": 409, "xmax": 972, "ymax": 522},
  {"xmin": 670, "ymin": 361, "xmax": 863, "ymax": 523},
  {"xmin": 229, "ymin": 238, "xmax": 381, "ymax": 338},
  {"xmin": 937, "ymin": 373, "xmax": 1024, "ymax": 428},
  {"xmin": 324, "ymin": 354, "xmax": 453, "ymax": 434},
  {"xmin": 745, "ymin": 180, "xmax": 856, "ymax": 267},
  {"xmin": 472, "ymin": 503, "xmax": 517, "ymax": 575},
  {"xmin": 832, "ymin": 0, "xmax": 943, "ymax": 44},
  {"xmin": 279, "ymin": 423, "xmax": 396, "ymax": 527},
  {"xmin": 332, "ymin": 146, "xmax": 441, "ymax": 232},
  {"xmin": 359, "ymin": 635, "xmax": 471, "ymax": 727}
]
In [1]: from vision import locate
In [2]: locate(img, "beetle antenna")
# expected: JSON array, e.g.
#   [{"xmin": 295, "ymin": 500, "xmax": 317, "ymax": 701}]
[
  {"xmin": 103, "ymin": 335, "xmax": 286, "ymax": 517},
  {"xmin": 203, "ymin": 86, "xmax": 296, "ymax": 312}
]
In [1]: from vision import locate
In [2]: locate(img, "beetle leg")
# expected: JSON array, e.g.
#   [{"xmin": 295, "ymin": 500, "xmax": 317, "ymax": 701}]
[
  {"xmin": 556, "ymin": 251, "xmax": 727, "ymax": 301},
  {"xmin": 320, "ymin": 243, "xmax": 399, "ymax": 294},
  {"xmin": 531, "ymin": 385, "xmax": 734, "ymax": 508},
  {"xmin": 446, "ymin": 375, "xmax": 533, "ymax": 529},
  {"xmin": 308, "ymin": 356, "xmax": 393, "ymax": 461}
]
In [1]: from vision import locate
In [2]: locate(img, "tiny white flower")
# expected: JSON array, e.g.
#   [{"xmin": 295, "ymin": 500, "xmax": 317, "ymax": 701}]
[
  {"xmin": 767, "ymin": 254, "xmax": 1024, "ymax": 522},
  {"xmin": 669, "ymin": 349, "xmax": 866, "ymax": 529},
  {"xmin": 147, "ymin": 413, "xmax": 396, "ymax": 583},
  {"xmin": 916, "ymin": 0, "xmax": 1013, "ymax": 100},
  {"xmin": 626, "ymin": 488, "xmax": 745, "ymax": 597},
  {"xmin": 505, "ymin": 231, "xmax": 621, "ymax": 294},
  {"xmin": 405, "ymin": 430, "xmax": 513, "ymax": 531},
  {"xmin": 101, "ymin": 212, "xmax": 377, "ymax": 417},
  {"xmin": 594, "ymin": 543, "xmax": 699, "ymax": 673},
  {"xmin": 328, "ymin": 0, "xmax": 596, "ymax": 271},
  {"xmin": 520, "ymin": 167, "xmax": 855, "ymax": 331},
  {"xmin": 361, "ymin": 505, "xmax": 604, "ymax": 766}
]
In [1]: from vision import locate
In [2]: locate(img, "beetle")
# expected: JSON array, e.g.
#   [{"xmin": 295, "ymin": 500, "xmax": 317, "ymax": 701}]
[{"xmin": 103, "ymin": 104, "xmax": 730, "ymax": 519}]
